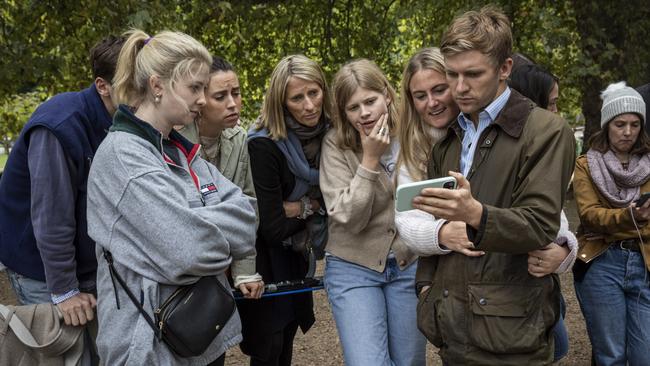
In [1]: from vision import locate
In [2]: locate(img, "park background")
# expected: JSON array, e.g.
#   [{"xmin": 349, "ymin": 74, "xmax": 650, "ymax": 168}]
[{"xmin": 1, "ymin": 0, "xmax": 650, "ymax": 364}]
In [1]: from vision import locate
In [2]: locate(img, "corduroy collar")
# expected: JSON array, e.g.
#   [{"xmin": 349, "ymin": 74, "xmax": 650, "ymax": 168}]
[
  {"xmin": 110, "ymin": 105, "xmax": 197, "ymax": 154},
  {"xmin": 448, "ymin": 89, "xmax": 535, "ymax": 140}
]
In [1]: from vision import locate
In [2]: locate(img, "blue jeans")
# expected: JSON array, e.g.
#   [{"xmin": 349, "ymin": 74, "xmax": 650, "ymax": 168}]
[
  {"xmin": 6, "ymin": 269, "xmax": 51, "ymax": 304},
  {"xmin": 574, "ymin": 245, "xmax": 650, "ymax": 366},
  {"xmin": 324, "ymin": 255, "xmax": 426, "ymax": 366},
  {"xmin": 552, "ymin": 295, "xmax": 569, "ymax": 361}
]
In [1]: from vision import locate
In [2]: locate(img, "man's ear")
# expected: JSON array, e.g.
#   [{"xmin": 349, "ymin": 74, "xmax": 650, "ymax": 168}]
[
  {"xmin": 95, "ymin": 77, "xmax": 111, "ymax": 97},
  {"xmin": 498, "ymin": 57, "xmax": 513, "ymax": 82}
]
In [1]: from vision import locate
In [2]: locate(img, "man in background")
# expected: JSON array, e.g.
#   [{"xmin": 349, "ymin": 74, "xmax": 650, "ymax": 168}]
[{"xmin": 0, "ymin": 36, "xmax": 124, "ymax": 330}]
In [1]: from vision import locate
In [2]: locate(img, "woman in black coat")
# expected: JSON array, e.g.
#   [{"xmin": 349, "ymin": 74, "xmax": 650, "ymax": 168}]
[{"xmin": 239, "ymin": 54, "xmax": 330, "ymax": 366}]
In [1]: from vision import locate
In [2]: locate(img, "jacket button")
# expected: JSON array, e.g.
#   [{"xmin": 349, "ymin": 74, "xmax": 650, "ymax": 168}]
[
  {"xmin": 479, "ymin": 298, "xmax": 487, "ymax": 306},
  {"xmin": 485, "ymin": 139, "xmax": 491, "ymax": 145},
  {"xmin": 399, "ymin": 260, "xmax": 406, "ymax": 266},
  {"xmin": 443, "ymin": 289, "xmax": 449, "ymax": 297}
]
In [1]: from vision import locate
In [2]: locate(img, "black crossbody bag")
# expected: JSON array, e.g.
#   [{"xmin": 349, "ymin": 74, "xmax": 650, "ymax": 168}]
[{"xmin": 102, "ymin": 249, "xmax": 236, "ymax": 358}]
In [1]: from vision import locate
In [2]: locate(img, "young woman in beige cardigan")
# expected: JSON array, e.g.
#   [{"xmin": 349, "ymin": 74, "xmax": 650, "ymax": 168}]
[{"xmin": 320, "ymin": 59, "xmax": 425, "ymax": 366}]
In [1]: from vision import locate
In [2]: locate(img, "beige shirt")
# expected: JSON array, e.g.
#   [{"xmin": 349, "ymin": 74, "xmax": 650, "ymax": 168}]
[{"xmin": 320, "ymin": 130, "xmax": 416, "ymax": 272}]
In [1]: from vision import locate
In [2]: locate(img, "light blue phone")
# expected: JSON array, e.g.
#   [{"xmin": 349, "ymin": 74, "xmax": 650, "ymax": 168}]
[{"xmin": 395, "ymin": 176, "xmax": 457, "ymax": 212}]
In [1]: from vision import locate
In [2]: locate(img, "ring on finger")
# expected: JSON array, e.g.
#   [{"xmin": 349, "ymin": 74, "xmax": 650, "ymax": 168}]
[
  {"xmin": 378, "ymin": 127, "xmax": 387, "ymax": 136},
  {"xmin": 537, "ymin": 257, "xmax": 542, "ymax": 266}
]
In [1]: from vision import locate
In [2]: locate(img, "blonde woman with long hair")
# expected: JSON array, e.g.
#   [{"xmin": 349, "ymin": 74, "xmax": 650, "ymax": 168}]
[
  {"xmin": 240, "ymin": 54, "xmax": 330, "ymax": 366},
  {"xmin": 394, "ymin": 48, "xmax": 473, "ymax": 259},
  {"xmin": 87, "ymin": 29, "xmax": 257, "ymax": 365},
  {"xmin": 320, "ymin": 58, "xmax": 425, "ymax": 365}
]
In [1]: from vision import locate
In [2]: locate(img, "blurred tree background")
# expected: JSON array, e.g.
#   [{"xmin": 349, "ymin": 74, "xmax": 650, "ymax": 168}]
[{"xmin": 1, "ymin": 0, "xmax": 649, "ymax": 152}]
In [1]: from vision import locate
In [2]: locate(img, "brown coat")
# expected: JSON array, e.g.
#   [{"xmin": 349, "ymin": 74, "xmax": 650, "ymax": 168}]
[
  {"xmin": 320, "ymin": 130, "xmax": 416, "ymax": 271},
  {"xmin": 573, "ymin": 155, "xmax": 650, "ymax": 270},
  {"xmin": 415, "ymin": 90, "xmax": 576, "ymax": 365}
]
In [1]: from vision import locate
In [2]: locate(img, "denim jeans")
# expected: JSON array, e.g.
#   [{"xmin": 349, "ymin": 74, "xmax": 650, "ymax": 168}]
[
  {"xmin": 552, "ymin": 295, "xmax": 569, "ymax": 362},
  {"xmin": 324, "ymin": 255, "xmax": 426, "ymax": 366},
  {"xmin": 574, "ymin": 245, "xmax": 650, "ymax": 366},
  {"xmin": 6, "ymin": 269, "xmax": 51, "ymax": 305}
]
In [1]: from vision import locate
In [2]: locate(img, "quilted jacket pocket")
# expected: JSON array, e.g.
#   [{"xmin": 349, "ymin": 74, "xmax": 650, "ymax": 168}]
[{"xmin": 467, "ymin": 283, "xmax": 547, "ymax": 354}]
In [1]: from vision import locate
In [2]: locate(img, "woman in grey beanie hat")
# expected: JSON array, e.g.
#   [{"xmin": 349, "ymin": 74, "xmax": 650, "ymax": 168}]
[{"xmin": 573, "ymin": 81, "xmax": 650, "ymax": 365}]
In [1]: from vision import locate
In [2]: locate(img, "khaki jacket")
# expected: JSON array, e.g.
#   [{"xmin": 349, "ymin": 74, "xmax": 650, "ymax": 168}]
[
  {"xmin": 320, "ymin": 130, "xmax": 416, "ymax": 272},
  {"xmin": 416, "ymin": 90, "xmax": 576, "ymax": 365},
  {"xmin": 179, "ymin": 121, "xmax": 256, "ymax": 198},
  {"xmin": 573, "ymin": 155, "xmax": 650, "ymax": 270}
]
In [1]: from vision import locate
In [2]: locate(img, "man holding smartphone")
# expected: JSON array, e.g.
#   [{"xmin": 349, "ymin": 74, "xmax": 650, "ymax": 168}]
[{"xmin": 412, "ymin": 6, "xmax": 575, "ymax": 365}]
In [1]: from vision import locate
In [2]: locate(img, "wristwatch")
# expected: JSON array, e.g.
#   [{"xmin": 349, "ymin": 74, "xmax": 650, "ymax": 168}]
[{"xmin": 299, "ymin": 196, "xmax": 313, "ymax": 219}]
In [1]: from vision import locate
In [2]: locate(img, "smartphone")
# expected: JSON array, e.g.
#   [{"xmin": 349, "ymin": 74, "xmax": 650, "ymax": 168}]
[
  {"xmin": 634, "ymin": 192, "xmax": 650, "ymax": 207},
  {"xmin": 395, "ymin": 176, "xmax": 457, "ymax": 212}
]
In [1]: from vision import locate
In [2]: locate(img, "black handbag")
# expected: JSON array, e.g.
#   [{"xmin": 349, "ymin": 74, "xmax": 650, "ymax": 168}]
[{"xmin": 102, "ymin": 249, "xmax": 236, "ymax": 358}]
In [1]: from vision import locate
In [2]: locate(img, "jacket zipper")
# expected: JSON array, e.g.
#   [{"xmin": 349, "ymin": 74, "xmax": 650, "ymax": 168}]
[{"xmin": 161, "ymin": 140, "xmax": 206, "ymax": 206}]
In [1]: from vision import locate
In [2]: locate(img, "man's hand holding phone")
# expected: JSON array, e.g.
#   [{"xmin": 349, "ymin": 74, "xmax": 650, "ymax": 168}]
[{"xmin": 412, "ymin": 171, "xmax": 483, "ymax": 229}]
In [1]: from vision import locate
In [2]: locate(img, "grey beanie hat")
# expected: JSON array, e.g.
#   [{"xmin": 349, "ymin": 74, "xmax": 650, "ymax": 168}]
[{"xmin": 600, "ymin": 81, "xmax": 646, "ymax": 127}]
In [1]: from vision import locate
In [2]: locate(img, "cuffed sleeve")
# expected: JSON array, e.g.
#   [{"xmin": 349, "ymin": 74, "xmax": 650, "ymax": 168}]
[
  {"xmin": 554, "ymin": 211, "xmax": 578, "ymax": 274},
  {"xmin": 28, "ymin": 128, "xmax": 79, "ymax": 294},
  {"xmin": 320, "ymin": 134, "xmax": 379, "ymax": 235}
]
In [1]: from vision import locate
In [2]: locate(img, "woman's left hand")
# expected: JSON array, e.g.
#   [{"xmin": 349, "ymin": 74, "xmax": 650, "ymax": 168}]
[
  {"xmin": 631, "ymin": 198, "xmax": 650, "ymax": 221},
  {"xmin": 239, "ymin": 281, "xmax": 265, "ymax": 299},
  {"xmin": 527, "ymin": 242, "xmax": 570, "ymax": 277}
]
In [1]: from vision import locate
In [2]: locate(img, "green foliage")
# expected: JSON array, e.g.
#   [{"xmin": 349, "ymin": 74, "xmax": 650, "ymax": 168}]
[
  {"xmin": 1, "ymin": 0, "xmax": 649, "ymax": 145},
  {"xmin": 0, "ymin": 154, "xmax": 7, "ymax": 171},
  {"xmin": 0, "ymin": 90, "xmax": 48, "ymax": 152}
]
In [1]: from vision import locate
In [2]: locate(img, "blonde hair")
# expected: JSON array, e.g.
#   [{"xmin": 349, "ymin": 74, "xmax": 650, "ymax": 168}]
[
  {"xmin": 441, "ymin": 5, "xmax": 512, "ymax": 67},
  {"xmin": 112, "ymin": 29, "xmax": 212, "ymax": 106},
  {"xmin": 331, "ymin": 59, "xmax": 399, "ymax": 152},
  {"xmin": 397, "ymin": 48, "xmax": 447, "ymax": 181},
  {"xmin": 256, "ymin": 54, "xmax": 330, "ymax": 140}
]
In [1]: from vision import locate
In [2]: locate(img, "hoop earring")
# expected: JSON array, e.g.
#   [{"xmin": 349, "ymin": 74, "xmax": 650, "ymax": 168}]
[{"xmin": 154, "ymin": 94, "xmax": 161, "ymax": 103}]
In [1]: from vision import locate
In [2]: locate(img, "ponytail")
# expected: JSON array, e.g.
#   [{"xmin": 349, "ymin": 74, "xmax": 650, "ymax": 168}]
[
  {"xmin": 112, "ymin": 29, "xmax": 149, "ymax": 106},
  {"xmin": 111, "ymin": 28, "xmax": 211, "ymax": 108}
]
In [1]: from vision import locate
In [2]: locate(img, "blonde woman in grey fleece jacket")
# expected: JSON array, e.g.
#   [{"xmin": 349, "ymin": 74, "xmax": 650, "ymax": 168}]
[
  {"xmin": 86, "ymin": 29, "xmax": 257, "ymax": 366},
  {"xmin": 321, "ymin": 59, "xmax": 425, "ymax": 366}
]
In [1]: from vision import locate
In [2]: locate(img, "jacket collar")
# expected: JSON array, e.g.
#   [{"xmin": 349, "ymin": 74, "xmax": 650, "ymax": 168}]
[
  {"xmin": 448, "ymin": 89, "xmax": 535, "ymax": 140},
  {"xmin": 82, "ymin": 84, "xmax": 113, "ymax": 131},
  {"xmin": 110, "ymin": 105, "xmax": 198, "ymax": 158}
]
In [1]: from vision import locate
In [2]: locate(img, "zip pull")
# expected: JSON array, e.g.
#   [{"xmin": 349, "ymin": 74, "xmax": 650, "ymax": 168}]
[{"xmin": 102, "ymin": 249, "xmax": 121, "ymax": 309}]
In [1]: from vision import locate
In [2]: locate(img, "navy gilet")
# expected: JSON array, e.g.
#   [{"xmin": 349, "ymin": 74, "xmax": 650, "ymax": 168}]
[{"xmin": 0, "ymin": 85, "xmax": 111, "ymax": 284}]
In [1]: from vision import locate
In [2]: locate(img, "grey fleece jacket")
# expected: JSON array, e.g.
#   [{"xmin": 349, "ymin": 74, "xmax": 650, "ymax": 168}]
[{"xmin": 87, "ymin": 106, "xmax": 257, "ymax": 365}]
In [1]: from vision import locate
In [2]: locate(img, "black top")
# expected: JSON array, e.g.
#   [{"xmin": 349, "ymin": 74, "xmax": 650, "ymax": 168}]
[{"xmin": 237, "ymin": 137, "xmax": 315, "ymax": 359}]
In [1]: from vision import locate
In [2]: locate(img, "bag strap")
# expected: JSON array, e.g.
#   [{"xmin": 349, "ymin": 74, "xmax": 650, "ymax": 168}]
[
  {"xmin": 0, "ymin": 304, "xmax": 83, "ymax": 366},
  {"xmin": 102, "ymin": 249, "xmax": 161, "ymax": 339}
]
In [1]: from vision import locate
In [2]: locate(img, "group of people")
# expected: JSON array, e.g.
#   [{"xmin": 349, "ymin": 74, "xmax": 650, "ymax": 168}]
[{"xmin": 0, "ymin": 5, "xmax": 649, "ymax": 366}]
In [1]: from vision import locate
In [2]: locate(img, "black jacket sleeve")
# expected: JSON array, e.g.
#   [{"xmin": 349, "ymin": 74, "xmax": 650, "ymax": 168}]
[{"xmin": 248, "ymin": 138, "xmax": 305, "ymax": 246}]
